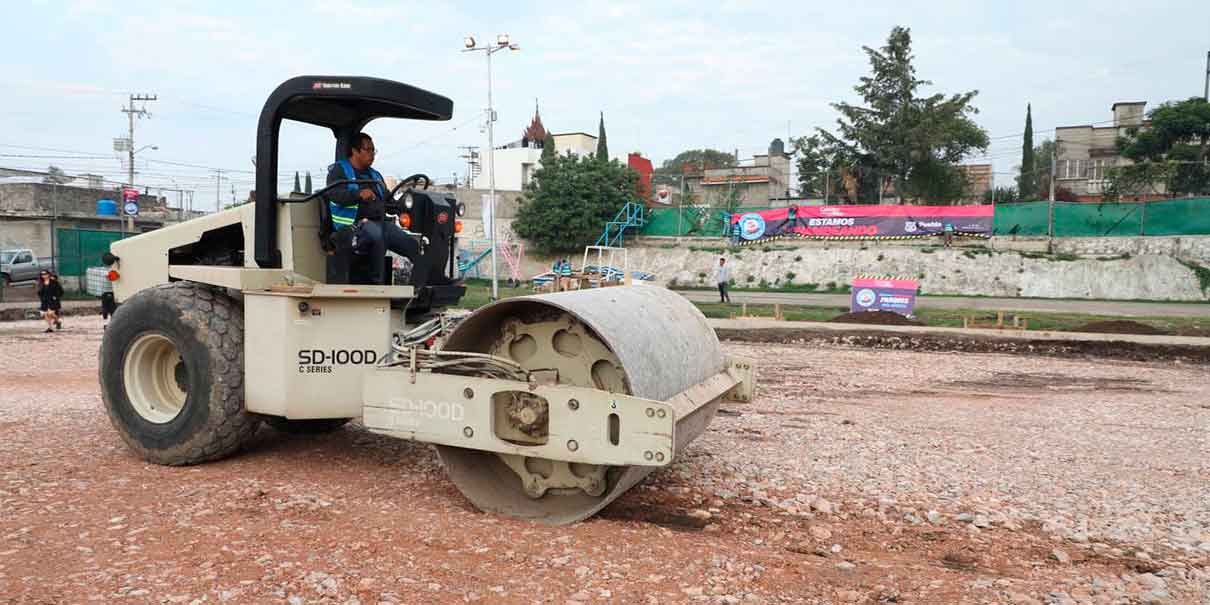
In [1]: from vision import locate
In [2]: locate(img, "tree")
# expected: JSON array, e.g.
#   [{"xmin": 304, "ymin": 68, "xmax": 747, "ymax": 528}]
[
  {"xmin": 304, "ymin": 171, "xmax": 313, "ymax": 194},
  {"xmin": 292, "ymin": 171, "xmax": 302, "ymax": 194},
  {"xmin": 1019, "ymin": 104, "xmax": 1036, "ymax": 196},
  {"xmin": 42, "ymin": 165, "xmax": 71, "ymax": 185},
  {"xmin": 816, "ymin": 26, "xmax": 989, "ymax": 203},
  {"xmin": 596, "ymin": 112, "xmax": 609, "ymax": 161},
  {"xmin": 1107, "ymin": 97, "xmax": 1210, "ymax": 198},
  {"xmin": 653, "ymin": 149, "xmax": 737, "ymax": 186},
  {"xmin": 790, "ymin": 134, "xmax": 840, "ymax": 197},
  {"xmin": 982, "ymin": 186, "xmax": 1020, "ymax": 204},
  {"xmin": 541, "ymin": 131, "xmax": 556, "ymax": 162},
  {"xmin": 1026, "ymin": 139, "xmax": 1055, "ymax": 200},
  {"xmin": 513, "ymin": 152, "xmax": 637, "ymax": 255}
]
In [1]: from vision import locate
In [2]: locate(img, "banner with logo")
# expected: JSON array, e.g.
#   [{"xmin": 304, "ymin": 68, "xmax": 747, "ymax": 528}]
[
  {"xmin": 731, "ymin": 204, "xmax": 994, "ymax": 242},
  {"xmin": 850, "ymin": 277, "xmax": 919, "ymax": 316}
]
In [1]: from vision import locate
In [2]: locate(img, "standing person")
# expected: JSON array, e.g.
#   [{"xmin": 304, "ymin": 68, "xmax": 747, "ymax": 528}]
[
  {"xmin": 36, "ymin": 270, "xmax": 63, "ymax": 333},
  {"xmin": 943, "ymin": 221, "xmax": 955, "ymax": 248},
  {"xmin": 557, "ymin": 257, "xmax": 574, "ymax": 291},
  {"xmin": 715, "ymin": 257, "xmax": 731, "ymax": 303}
]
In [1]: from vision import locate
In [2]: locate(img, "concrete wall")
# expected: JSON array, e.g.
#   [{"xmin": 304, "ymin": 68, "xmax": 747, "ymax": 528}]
[
  {"xmin": 0, "ymin": 183, "xmax": 168, "ymax": 217},
  {"xmin": 1051, "ymin": 236, "xmax": 1210, "ymax": 265},
  {"xmin": 629, "ymin": 243, "xmax": 1209, "ymax": 301},
  {"xmin": 460, "ymin": 235, "xmax": 1210, "ymax": 302}
]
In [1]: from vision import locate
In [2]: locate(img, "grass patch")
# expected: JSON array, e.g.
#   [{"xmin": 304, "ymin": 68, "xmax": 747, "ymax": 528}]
[{"xmin": 1178, "ymin": 259, "xmax": 1210, "ymax": 293}]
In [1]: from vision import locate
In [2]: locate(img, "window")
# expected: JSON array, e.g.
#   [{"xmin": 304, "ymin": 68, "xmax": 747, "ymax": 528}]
[
  {"xmin": 15, "ymin": 252, "xmax": 32, "ymax": 263},
  {"xmin": 521, "ymin": 163, "xmax": 533, "ymax": 186},
  {"xmin": 1088, "ymin": 158, "xmax": 1113, "ymax": 181},
  {"xmin": 1059, "ymin": 159, "xmax": 1090, "ymax": 180}
]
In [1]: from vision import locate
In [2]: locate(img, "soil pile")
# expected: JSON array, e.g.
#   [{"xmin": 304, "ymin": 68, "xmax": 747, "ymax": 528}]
[
  {"xmin": 1075, "ymin": 320, "xmax": 1168, "ymax": 336},
  {"xmin": 829, "ymin": 310, "xmax": 923, "ymax": 326}
]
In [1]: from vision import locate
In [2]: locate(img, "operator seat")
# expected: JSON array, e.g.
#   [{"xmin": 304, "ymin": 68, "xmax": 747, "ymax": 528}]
[{"xmin": 317, "ymin": 197, "xmax": 392, "ymax": 285}]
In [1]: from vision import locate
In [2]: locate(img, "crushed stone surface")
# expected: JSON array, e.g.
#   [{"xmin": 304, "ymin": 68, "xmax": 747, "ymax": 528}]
[{"xmin": 1, "ymin": 315, "xmax": 1207, "ymax": 604}]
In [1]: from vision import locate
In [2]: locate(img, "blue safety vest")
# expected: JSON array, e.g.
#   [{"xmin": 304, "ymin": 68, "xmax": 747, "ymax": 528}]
[{"xmin": 328, "ymin": 159, "xmax": 386, "ymax": 228}]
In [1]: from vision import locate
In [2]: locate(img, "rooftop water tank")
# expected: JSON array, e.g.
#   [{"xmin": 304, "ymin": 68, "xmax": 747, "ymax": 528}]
[{"xmin": 97, "ymin": 199, "xmax": 118, "ymax": 216}]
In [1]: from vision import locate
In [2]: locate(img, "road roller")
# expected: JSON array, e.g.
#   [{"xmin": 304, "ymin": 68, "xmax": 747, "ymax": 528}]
[{"xmin": 96, "ymin": 75, "xmax": 755, "ymax": 524}]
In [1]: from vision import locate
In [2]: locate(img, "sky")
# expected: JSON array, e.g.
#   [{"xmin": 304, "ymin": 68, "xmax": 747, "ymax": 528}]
[{"xmin": 2, "ymin": 0, "xmax": 1209, "ymax": 211}]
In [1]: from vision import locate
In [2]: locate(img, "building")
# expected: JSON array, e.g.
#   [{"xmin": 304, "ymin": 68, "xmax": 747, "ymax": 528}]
[
  {"xmin": 628, "ymin": 153, "xmax": 653, "ymax": 203},
  {"xmin": 1, "ymin": 170, "xmax": 202, "ymax": 285},
  {"xmin": 1054, "ymin": 101, "xmax": 1162, "ymax": 202},
  {"xmin": 469, "ymin": 103, "xmax": 601, "ymax": 191},
  {"xmin": 958, "ymin": 164, "xmax": 993, "ymax": 200},
  {"xmin": 682, "ymin": 139, "xmax": 792, "ymax": 207}
]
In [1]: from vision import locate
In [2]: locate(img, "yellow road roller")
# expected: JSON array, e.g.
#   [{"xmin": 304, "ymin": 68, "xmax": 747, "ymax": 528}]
[{"xmin": 97, "ymin": 75, "xmax": 755, "ymax": 524}]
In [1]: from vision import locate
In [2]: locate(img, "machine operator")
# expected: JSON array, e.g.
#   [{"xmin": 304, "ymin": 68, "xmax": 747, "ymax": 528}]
[{"xmin": 326, "ymin": 132, "xmax": 421, "ymax": 284}]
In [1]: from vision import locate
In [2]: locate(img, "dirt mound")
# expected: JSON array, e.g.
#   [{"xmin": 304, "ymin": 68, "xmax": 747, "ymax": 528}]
[
  {"xmin": 829, "ymin": 310, "xmax": 923, "ymax": 326},
  {"xmin": 1075, "ymin": 320, "xmax": 1169, "ymax": 336}
]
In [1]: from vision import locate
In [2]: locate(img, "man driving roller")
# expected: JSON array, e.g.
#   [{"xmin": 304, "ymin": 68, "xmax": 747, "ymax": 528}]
[{"xmin": 326, "ymin": 132, "xmax": 420, "ymax": 284}]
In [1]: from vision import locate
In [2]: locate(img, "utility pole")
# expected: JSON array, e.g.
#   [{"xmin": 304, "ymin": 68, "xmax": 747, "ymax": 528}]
[
  {"xmin": 457, "ymin": 145, "xmax": 479, "ymax": 187},
  {"xmin": 1048, "ymin": 142, "xmax": 1059, "ymax": 240},
  {"xmin": 1204, "ymin": 50, "xmax": 1209, "ymax": 101},
  {"xmin": 214, "ymin": 169, "xmax": 224, "ymax": 212},
  {"xmin": 121, "ymin": 94, "xmax": 156, "ymax": 232}
]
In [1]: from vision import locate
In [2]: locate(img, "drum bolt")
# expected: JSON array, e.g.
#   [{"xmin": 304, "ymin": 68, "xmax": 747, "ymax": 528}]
[
  {"xmin": 655, "ymin": 452, "xmax": 665, "ymax": 462},
  {"xmin": 462, "ymin": 388, "xmax": 474, "ymax": 399},
  {"xmin": 567, "ymin": 439, "xmax": 579, "ymax": 452},
  {"xmin": 462, "ymin": 426, "xmax": 474, "ymax": 438},
  {"xmin": 610, "ymin": 400, "xmax": 617, "ymax": 409},
  {"xmin": 645, "ymin": 408, "xmax": 654, "ymax": 417},
  {"xmin": 568, "ymin": 399, "xmax": 579, "ymax": 411},
  {"xmin": 644, "ymin": 451, "xmax": 654, "ymax": 461},
  {"xmin": 656, "ymin": 409, "xmax": 666, "ymax": 418}
]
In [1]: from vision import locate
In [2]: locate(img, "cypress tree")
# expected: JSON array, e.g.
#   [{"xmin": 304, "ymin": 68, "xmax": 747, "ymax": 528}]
[
  {"xmin": 293, "ymin": 171, "xmax": 301, "ymax": 194},
  {"xmin": 596, "ymin": 112, "xmax": 609, "ymax": 161},
  {"xmin": 541, "ymin": 130, "xmax": 556, "ymax": 162},
  {"xmin": 1019, "ymin": 104, "xmax": 1036, "ymax": 198}
]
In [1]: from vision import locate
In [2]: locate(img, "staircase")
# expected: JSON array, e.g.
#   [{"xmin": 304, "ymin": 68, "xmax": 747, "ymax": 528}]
[{"xmin": 595, "ymin": 202, "xmax": 647, "ymax": 247}]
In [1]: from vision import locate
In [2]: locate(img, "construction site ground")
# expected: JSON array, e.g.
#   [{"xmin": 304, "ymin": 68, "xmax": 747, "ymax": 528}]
[{"xmin": 3, "ymin": 315, "xmax": 1209, "ymax": 604}]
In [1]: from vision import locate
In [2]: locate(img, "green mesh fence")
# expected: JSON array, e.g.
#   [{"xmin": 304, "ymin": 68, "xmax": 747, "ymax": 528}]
[
  {"xmin": 642, "ymin": 206, "xmax": 771, "ymax": 237},
  {"xmin": 56, "ymin": 228, "xmax": 129, "ymax": 280},
  {"xmin": 641, "ymin": 198, "xmax": 1210, "ymax": 238}
]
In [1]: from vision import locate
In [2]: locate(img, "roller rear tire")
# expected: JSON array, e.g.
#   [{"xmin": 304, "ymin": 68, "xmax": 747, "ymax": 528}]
[{"xmin": 99, "ymin": 282, "xmax": 259, "ymax": 465}]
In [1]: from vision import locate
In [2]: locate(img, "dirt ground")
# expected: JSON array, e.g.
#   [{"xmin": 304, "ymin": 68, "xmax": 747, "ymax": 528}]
[{"xmin": 2, "ymin": 316, "xmax": 1208, "ymax": 605}]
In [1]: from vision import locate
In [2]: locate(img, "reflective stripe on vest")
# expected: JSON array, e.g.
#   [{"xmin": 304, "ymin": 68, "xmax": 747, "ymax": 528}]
[{"xmin": 328, "ymin": 159, "xmax": 386, "ymax": 227}]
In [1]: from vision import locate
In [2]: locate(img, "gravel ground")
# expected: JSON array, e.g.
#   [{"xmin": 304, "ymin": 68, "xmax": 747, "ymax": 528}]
[{"xmin": 1, "ymin": 315, "xmax": 1208, "ymax": 604}]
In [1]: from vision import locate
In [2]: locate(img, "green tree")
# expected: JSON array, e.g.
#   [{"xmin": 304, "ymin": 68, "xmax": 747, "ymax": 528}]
[
  {"xmin": 652, "ymin": 149, "xmax": 737, "ymax": 188},
  {"xmin": 982, "ymin": 186, "xmax": 1020, "ymax": 203},
  {"xmin": 304, "ymin": 171, "xmax": 313, "ymax": 194},
  {"xmin": 513, "ymin": 152, "xmax": 637, "ymax": 255},
  {"xmin": 42, "ymin": 165, "xmax": 71, "ymax": 185},
  {"xmin": 1023, "ymin": 139, "xmax": 1055, "ymax": 200},
  {"xmin": 596, "ymin": 112, "xmax": 609, "ymax": 161},
  {"xmin": 790, "ymin": 134, "xmax": 840, "ymax": 197},
  {"xmin": 292, "ymin": 171, "xmax": 302, "ymax": 194},
  {"xmin": 541, "ymin": 130, "xmax": 556, "ymax": 162},
  {"xmin": 1019, "ymin": 104, "xmax": 1035, "ymax": 196},
  {"xmin": 1107, "ymin": 97, "xmax": 1210, "ymax": 198},
  {"xmin": 817, "ymin": 26, "xmax": 989, "ymax": 203}
]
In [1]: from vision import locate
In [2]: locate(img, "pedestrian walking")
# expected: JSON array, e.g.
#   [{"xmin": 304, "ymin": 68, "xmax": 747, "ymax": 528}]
[
  {"xmin": 943, "ymin": 221, "xmax": 955, "ymax": 248},
  {"xmin": 715, "ymin": 257, "xmax": 731, "ymax": 303},
  {"xmin": 37, "ymin": 270, "xmax": 63, "ymax": 333}
]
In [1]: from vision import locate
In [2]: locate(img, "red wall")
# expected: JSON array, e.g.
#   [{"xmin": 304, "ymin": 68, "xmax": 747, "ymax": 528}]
[{"xmin": 628, "ymin": 153, "xmax": 653, "ymax": 203}]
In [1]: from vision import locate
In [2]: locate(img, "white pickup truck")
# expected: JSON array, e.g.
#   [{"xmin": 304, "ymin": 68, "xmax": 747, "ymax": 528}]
[{"xmin": 1, "ymin": 248, "xmax": 53, "ymax": 286}]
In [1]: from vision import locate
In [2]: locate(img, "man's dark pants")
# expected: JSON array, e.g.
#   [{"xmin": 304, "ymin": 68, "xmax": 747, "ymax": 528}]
[
  {"xmin": 358, "ymin": 219, "xmax": 421, "ymax": 284},
  {"xmin": 718, "ymin": 282, "xmax": 730, "ymax": 303}
]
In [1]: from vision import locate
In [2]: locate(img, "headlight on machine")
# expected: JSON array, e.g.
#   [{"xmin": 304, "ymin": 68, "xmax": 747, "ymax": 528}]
[{"xmin": 456, "ymin": 202, "xmax": 466, "ymax": 217}]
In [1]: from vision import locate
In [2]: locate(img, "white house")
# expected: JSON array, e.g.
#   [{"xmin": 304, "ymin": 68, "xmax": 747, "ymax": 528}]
[{"xmin": 470, "ymin": 104, "xmax": 599, "ymax": 190}]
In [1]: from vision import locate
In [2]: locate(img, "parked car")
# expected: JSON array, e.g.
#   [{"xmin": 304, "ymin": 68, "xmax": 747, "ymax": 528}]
[{"xmin": 0, "ymin": 248, "xmax": 54, "ymax": 285}]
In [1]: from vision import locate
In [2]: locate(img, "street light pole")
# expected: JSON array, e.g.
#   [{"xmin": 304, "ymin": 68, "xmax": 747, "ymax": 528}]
[{"xmin": 464, "ymin": 34, "xmax": 519, "ymax": 301}]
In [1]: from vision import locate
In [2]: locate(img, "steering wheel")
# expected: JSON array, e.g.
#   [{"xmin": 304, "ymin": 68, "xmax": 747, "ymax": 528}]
[
  {"xmin": 388, "ymin": 173, "xmax": 431, "ymax": 200},
  {"xmin": 386, "ymin": 173, "xmax": 432, "ymax": 216}
]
